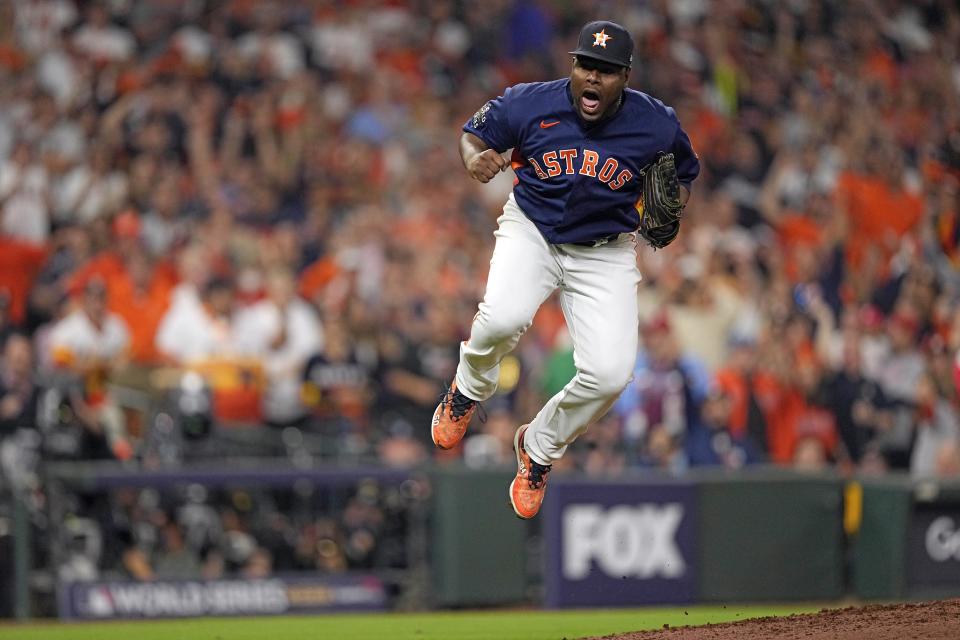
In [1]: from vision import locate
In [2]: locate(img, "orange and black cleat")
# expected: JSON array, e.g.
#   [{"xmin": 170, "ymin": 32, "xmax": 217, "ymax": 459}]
[
  {"xmin": 431, "ymin": 381, "xmax": 482, "ymax": 450},
  {"xmin": 509, "ymin": 425, "xmax": 552, "ymax": 519}
]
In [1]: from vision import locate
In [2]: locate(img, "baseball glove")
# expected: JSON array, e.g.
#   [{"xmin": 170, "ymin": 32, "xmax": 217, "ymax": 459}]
[{"xmin": 637, "ymin": 152, "xmax": 685, "ymax": 249}]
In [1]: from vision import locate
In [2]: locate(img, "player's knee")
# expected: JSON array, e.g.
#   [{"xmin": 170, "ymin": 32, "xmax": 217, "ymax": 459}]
[
  {"xmin": 580, "ymin": 360, "xmax": 633, "ymax": 399},
  {"xmin": 594, "ymin": 375, "xmax": 631, "ymax": 400},
  {"xmin": 473, "ymin": 307, "xmax": 531, "ymax": 345}
]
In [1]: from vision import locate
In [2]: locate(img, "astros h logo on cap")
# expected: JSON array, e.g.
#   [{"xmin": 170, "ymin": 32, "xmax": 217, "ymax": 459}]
[
  {"xmin": 570, "ymin": 20, "xmax": 634, "ymax": 67},
  {"xmin": 592, "ymin": 29, "xmax": 612, "ymax": 48}
]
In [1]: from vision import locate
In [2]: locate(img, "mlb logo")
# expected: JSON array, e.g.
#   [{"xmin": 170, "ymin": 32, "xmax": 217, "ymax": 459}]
[{"xmin": 82, "ymin": 586, "xmax": 115, "ymax": 617}]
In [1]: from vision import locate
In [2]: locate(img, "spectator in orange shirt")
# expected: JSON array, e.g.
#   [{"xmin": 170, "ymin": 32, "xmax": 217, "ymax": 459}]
[
  {"xmin": 66, "ymin": 210, "xmax": 142, "ymax": 300},
  {"xmin": 67, "ymin": 212, "xmax": 175, "ymax": 365},
  {"xmin": 0, "ymin": 233, "xmax": 48, "ymax": 327},
  {"xmin": 108, "ymin": 252, "xmax": 173, "ymax": 365},
  {"xmin": 787, "ymin": 357, "xmax": 839, "ymax": 468},
  {"xmin": 713, "ymin": 334, "xmax": 770, "ymax": 457},
  {"xmin": 834, "ymin": 140, "xmax": 925, "ymax": 271},
  {"xmin": 758, "ymin": 148, "xmax": 846, "ymax": 307}
]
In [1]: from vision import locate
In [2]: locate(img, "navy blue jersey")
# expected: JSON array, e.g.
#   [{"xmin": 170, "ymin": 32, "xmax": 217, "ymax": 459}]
[{"xmin": 463, "ymin": 79, "xmax": 700, "ymax": 245}]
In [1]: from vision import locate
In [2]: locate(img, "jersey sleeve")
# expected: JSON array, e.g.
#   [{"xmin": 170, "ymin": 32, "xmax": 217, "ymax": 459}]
[
  {"xmin": 668, "ymin": 112, "xmax": 701, "ymax": 189},
  {"xmin": 462, "ymin": 87, "xmax": 518, "ymax": 153}
]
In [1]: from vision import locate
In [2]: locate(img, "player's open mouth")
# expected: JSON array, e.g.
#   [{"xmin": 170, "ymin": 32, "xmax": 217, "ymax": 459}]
[{"xmin": 580, "ymin": 90, "xmax": 601, "ymax": 115}]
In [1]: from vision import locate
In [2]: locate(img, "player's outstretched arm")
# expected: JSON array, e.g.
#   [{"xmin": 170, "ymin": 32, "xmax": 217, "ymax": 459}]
[{"xmin": 460, "ymin": 132, "xmax": 508, "ymax": 183}]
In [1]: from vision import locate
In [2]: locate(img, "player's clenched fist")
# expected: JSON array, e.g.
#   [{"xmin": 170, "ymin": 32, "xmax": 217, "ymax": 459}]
[
  {"xmin": 459, "ymin": 132, "xmax": 508, "ymax": 183},
  {"xmin": 466, "ymin": 148, "xmax": 508, "ymax": 183}
]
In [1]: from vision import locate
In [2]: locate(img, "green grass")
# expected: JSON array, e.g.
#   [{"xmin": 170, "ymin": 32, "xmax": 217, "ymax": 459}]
[{"xmin": 0, "ymin": 605, "xmax": 819, "ymax": 640}]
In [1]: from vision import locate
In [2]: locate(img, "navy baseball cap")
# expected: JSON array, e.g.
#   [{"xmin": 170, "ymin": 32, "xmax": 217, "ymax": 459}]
[{"xmin": 569, "ymin": 20, "xmax": 634, "ymax": 68}]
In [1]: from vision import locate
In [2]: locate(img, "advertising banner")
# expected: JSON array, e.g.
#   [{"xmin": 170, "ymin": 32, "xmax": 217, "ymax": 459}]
[
  {"xmin": 58, "ymin": 574, "xmax": 386, "ymax": 620},
  {"xmin": 906, "ymin": 506, "xmax": 960, "ymax": 592},
  {"xmin": 543, "ymin": 478, "xmax": 697, "ymax": 607}
]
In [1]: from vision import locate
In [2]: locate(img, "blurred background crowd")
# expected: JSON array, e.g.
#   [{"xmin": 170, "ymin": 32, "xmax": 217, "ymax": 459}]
[
  {"xmin": 1, "ymin": 0, "xmax": 960, "ymax": 584},
  {"xmin": 54, "ymin": 479, "xmax": 421, "ymax": 591}
]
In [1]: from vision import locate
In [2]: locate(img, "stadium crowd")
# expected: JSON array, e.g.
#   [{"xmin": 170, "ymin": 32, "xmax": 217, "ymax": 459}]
[
  {"xmin": 0, "ymin": 0, "xmax": 959, "ymax": 535},
  {"xmin": 56, "ymin": 479, "xmax": 419, "ymax": 587}
]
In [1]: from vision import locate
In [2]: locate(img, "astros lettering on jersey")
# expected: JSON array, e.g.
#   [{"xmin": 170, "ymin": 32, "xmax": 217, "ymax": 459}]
[{"xmin": 464, "ymin": 79, "xmax": 700, "ymax": 245}]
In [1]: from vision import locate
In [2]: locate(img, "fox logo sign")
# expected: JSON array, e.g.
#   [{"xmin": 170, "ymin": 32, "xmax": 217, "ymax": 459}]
[{"xmin": 563, "ymin": 504, "xmax": 686, "ymax": 580}]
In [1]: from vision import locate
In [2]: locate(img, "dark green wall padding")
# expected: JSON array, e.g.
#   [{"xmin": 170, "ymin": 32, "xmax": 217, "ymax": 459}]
[
  {"xmin": 428, "ymin": 468, "xmax": 960, "ymax": 607},
  {"xmin": 430, "ymin": 466, "xmax": 529, "ymax": 606},
  {"xmin": 697, "ymin": 474, "xmax": 844, "ymax": 602},
  {"xmin": 851, "ymin": 479, "xmax": 911, "ymax": 600}
]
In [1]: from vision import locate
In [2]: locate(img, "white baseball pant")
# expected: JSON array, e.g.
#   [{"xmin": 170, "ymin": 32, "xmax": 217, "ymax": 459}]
[{"xmin": 455, "ymin": 193, "xmax": 642, "ymax": 465}]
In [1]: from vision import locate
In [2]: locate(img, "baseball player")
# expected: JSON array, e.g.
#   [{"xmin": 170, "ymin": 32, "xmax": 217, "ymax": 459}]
[{"xmin": 432, "ymin": 20, "xmax": 700, "ymax": 518}]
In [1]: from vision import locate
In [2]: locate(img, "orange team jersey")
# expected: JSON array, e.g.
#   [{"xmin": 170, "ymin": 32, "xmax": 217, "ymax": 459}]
[
  {"xmin": 299, "ymin": 256, "xmax": 341, "ymax": 301},
  {"xmin": 835, "ymin": 171, "xmax": 924, "ymax": 268},
  {"xmin": 0, "ymin": 43, "xmax": 26, "ymax": 71},
  {"xmin": 66, "ymin": 252, "xmax": 126, "ymax": 297},
  {"xmin": 0, "ymin": 237, "xmax": 48, "ymax": 325},
  {"xmin": 67, "ymin": 253, "xmax": 177, "ymax": 363},
  {"xmin": 109, "ymin": 277, "xmax": 173, "ymax": 364},
  {"xmin": 777, "ymin": 212, "xmax": 822, "ymax": 283},
  {"xmin": 749, "ymin": 373, "xmax": 793, "ymax": 463},
  {"xmin": 792, "ymin": 403, "xmax": 839, "ymax": 459},
  {"xmin": 67, "ymin": 252, "xmax": 178, "ymax": 299},
  {"xmin": 936, "ymin": 209, "xmax": 960, "ymax": 267},
  {"xmin": 862, "ymin": 48, "xmax": 897, "ymax": 92},
  {"xmin": 714, "ymin": 369, "xmax": 786, "ymax": 452},
  {"xmin": 713, "ymin": 368, "xmax": 748, "ymax": 437},
  {"xmin": 757, "ymin": 382, "xmax": 838, "ymax": 465}
]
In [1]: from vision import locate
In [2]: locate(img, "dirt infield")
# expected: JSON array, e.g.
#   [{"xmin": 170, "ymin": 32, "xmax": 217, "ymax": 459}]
[{"xmin": 584, "ymin": 599, "xmax": 960, "ymax": 640}]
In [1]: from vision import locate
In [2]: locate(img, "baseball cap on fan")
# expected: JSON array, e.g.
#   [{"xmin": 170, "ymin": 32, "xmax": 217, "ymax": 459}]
[{"xmin": 569, "ymin": 20, "xmax": 634, "ymax": 68}]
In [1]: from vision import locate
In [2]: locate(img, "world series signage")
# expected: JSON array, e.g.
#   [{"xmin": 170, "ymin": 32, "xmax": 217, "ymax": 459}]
[
  {"xmin": 58, "ymin": 574, "xmax": 387, "ymax": 620},
  {"xmin": 543, "ymin": 478, "xmax": 697, "ymax": 607}
]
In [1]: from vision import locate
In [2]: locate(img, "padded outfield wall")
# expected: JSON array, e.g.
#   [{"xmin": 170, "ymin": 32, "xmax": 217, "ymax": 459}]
[
  {"xmin": 432, "ymin": 467, "xmax": 960, "ymax": 608},
  {"xmin": 7, "ymin": 464, "xmax": 960, "ymax": 619}
]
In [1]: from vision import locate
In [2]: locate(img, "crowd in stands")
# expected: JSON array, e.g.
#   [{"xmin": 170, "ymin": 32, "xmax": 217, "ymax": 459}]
[
  {"xmin": 57, "ymin": 479, "xmax": 417, "ymax": 588},
  {"xmin": 1, "ymin": 0, "xmax": 959, "ymax": 510}
]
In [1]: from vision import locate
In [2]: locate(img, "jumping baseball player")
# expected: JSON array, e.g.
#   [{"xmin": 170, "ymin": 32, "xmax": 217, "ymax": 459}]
[{"xmin": 432, "ymin": 20, "xmax": 700, "ymax": 518}]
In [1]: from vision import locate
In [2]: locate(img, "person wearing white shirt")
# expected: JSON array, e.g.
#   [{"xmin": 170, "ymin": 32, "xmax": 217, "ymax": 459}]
[
  {"xmin": 155, "ymin": 277, "xmax": 237, "ymax": 364},
  {"xmin": 48, "ymin": 278, "xmax": 132, "ymax": 459},
  {"xmin": 0, "ymin": 142, "xmax": 50, "ymax": 244},
  {"xmin": 234, "ymin": 268, "xmax": 323, "ymax": 425},
  {"xmin": 13, "ymin": 0, "xmax": 78, "ymax": 54},
  {"xmin": 71, "ymin": 4, "xmax": 135, "ymax": 62}
]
